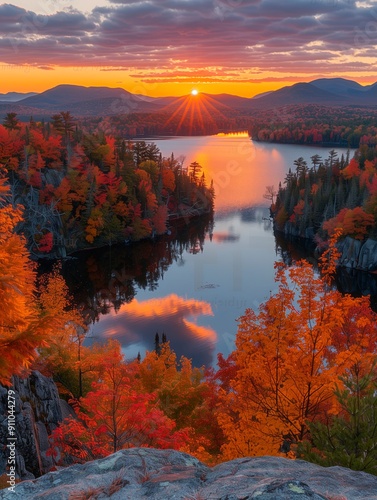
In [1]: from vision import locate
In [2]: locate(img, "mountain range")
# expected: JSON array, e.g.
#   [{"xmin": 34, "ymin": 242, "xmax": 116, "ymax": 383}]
[
  {"xmin": 0, "ymin": 78, "xmax": 376, "ymax": 119},
  {"xmin": 0, "ymin": 91, "xmax": 38, "ymax": 102}
]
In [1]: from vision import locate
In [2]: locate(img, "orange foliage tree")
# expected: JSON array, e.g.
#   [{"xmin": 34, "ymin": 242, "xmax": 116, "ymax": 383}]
[
  {"xmin": 36, "ymin": 265, "xmax": 89, "ymax": 397},
  {"xmin": 323, "ymin": 207, "xmax": 374, "ymax": 240},
  {"xmin": 137, "ymin": 343, "xmax": 224, "ymax": 462},
  {"xmin": 217, "ymin": 235, "xmax": 377, "ymax": 460},
  {"xmin": 341, "ymin": 158, "xmax": 361, "ymax": 180},
  {"xmin": 0, "ymin": 179, "xmax": 50, "ymax": 383}
]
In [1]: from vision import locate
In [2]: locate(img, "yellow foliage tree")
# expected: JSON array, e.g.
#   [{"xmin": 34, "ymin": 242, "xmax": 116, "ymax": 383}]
[
  {"xmin": 137, "ymin": 343, "xmax": 224, "ymax": 462},
  {"xmin": 36, "ymin": 265, "xmax": 89, "ymax": 397}
]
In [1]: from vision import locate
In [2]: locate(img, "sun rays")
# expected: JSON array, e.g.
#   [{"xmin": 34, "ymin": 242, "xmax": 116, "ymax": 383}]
[{"xmin": 161, "ymin": 91, "xmax": 236, "ymax": 135}]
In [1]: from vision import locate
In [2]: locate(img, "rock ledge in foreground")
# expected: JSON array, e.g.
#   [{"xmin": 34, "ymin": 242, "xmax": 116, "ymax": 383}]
[{"xmin": 1, "ymin": 448, "xmax": 377, "ymax": 500}]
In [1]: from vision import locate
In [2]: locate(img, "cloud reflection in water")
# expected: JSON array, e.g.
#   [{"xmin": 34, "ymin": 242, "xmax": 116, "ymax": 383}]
[{"xmin": 87, "ymin": 294, "xmax": 217, "ymax": 366}]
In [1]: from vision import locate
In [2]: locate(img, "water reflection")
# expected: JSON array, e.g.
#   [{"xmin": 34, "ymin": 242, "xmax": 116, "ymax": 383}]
[
  {"xmin": 275, "ymin": 232, "xmax": 377, "ymax": 312},
  {"xmin": 212, "ymin": 230, "xmax": 240, "ymax": 243},
  {"xmin": 149, "ymin": 136, "xmax": 287, "ymax": 212},
  {"xmin": 87, "ymin": 294, "xmax": 217, "ymax": 366},
  {"xmin": 274, "ymin": 232, "xmax": 318, "ymax": 268},
  {"xmin": 60, "ymin": 215, "xmax": 214, "ymax": 358},
  {"xmin": 335, "ymin": 268, "xmax": 377, "ymax": 308}
]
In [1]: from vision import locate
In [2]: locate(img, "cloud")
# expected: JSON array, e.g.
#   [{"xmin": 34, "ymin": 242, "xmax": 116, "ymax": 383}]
[
  {"xmin": 88, "ymin": 294, "xmax": 217, "ymax": 366},
  {"xmin": 0, "ymin": 0, "xmax": 376, "ymax": 79}
]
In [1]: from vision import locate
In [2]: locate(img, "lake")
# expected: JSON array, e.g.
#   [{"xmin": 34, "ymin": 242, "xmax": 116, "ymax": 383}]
[{"xmin": 62, "ymin": 135, "xmax": 352, "ymax": 367}]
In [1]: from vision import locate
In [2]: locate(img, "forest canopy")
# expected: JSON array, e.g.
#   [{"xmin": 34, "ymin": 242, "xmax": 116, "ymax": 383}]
[
  {"xmin": 273, "ymin": 146, "xmax": 377, "ymax": 245},
  {"xmin": 0, "ymin": 112, "xmax": 214, "ymax": 259}
]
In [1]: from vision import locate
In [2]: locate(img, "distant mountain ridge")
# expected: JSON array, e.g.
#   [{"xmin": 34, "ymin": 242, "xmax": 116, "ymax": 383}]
[
  {"xmin": 310, "ymin": 77, "xmax": 367, "ymax": 95},
  {"xmin": 0, "ymin": 91, "xmax": 37, "ymax": 102},
  {"xmin": 0, "ymin": 79, "xmax": 376, "ymax": 119},
  {"xmin": 247, "ymin": 79, "xmax": 377, "ymax": 109}
]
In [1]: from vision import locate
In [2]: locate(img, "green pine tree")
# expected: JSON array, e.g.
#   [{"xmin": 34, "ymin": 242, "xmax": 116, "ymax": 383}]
[{"xmin": 298, "ymin": 365, "xmax": 377, "ymax": 475}]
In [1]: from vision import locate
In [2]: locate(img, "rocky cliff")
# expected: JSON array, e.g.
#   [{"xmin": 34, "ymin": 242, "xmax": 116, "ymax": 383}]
[
  {"xmin": 336, "ymin": 236, "xmax": 377, "ymax": 272},
  {"xmin": 279, "ymin": 220, "xmax": 377, "ymax": 274},
  {"xmin": 0, "ymin": 371, "xmax": 73, "ymax": 480},
  {"xmin": 1, "ymin": 447, "xmax": 377, "ymax": 499}
]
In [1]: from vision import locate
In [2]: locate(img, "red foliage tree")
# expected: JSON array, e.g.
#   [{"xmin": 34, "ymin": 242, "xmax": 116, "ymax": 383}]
[{"xmin": 48, "ymin": 341, "xmax": 189, "ymax": 463}]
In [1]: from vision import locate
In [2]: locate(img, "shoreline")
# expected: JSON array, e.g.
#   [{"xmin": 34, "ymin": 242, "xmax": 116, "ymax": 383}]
[{"xmin": 34, "ymin": 208, "xmax": 214, "ymax": 261}]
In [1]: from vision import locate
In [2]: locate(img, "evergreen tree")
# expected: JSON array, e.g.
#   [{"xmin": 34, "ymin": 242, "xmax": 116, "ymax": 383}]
[
  {"xmin": 3, "ymin": 112, "xmax": 20, "ymax": 131},
  {"xmin": 299, "ymin": 364, "xmax": 377, "ymax": 475},
  {"xmin": 155, "ymin": 332, "xmax": 160, "ymax": 355}
]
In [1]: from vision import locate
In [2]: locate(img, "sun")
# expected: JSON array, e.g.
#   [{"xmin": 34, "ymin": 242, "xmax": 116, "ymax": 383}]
[{"xmin": 191, "ymin": 89, "xmax": 199, "ymax": 96}]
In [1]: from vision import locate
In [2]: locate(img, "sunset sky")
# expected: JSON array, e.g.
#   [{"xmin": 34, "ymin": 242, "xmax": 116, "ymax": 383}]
[{"xmin": 0, "ymin": 0, "xmax": 377, "ymax": 97}]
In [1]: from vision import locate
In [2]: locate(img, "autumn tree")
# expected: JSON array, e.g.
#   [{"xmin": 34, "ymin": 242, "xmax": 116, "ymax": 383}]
[
  {"xmin": 0, "ymin": 180, "xmax": 49, "ymax": 383},
  {"xmin": 0, "ymin": 124, "xmax": 24, "ymax": 171},
  {"xmin": 36, "ymin": 265, "xmax": 89, "ymax": 397},
  {"xmin": 49, "ymin": 340, "xmax": 189, "ymax": 463},
  {"xmin": 341, "ymin": 158, "xmax": 361, "ymax": 180},
  {"xmin": 137, "ymin": 343, "xmax": 224, "ymax": 462},
  {"xmin": 217, "ymin": 235, "xmax": 377, "ymax": 460},
  {"xmin": 323, "ymin": 207, "xmax": 374, "ymax": 240}
]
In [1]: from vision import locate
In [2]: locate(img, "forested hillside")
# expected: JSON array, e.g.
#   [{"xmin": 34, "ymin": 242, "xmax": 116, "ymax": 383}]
[
  {"xmin": 248, "ymin": 105, "xmax": 377, "ymax": 148},
  {"xmin": 0, "ymin": 112, "xmax": 214, "ymax": 258},
  {"xmin": 273, "ymin": 145, "xmax": 377, "ymax": 244}
]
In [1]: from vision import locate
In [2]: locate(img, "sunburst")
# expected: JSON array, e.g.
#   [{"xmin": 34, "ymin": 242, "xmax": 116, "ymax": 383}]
[{"xmin": 161, "ymin": 90, "xmax": 233, "ymax": 135}]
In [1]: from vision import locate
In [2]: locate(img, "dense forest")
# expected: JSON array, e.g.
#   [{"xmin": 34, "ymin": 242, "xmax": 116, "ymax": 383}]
[
  {"xmin": 1, "ymin": 113, "xmax": 377, "ymax": 483},
  {"xmin": 0, "ymin": 112, "xmax": 214, "ymax": 258},
  {"xmin": 247, "ymin": 105, "xmax": 377, "ymax": 148},
  {"xmin": 273, "ymin": 145, "xmax": 377, "ymax": 246},
  {"xmin": 81, "ymin": 104, "xmax": 377, "ymax": 148}
]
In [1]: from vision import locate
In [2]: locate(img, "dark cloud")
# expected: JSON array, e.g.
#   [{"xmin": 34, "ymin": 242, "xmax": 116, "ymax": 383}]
[{"xmin": 0, "ymin": 0, "xmax": 376, "ymax": 80}]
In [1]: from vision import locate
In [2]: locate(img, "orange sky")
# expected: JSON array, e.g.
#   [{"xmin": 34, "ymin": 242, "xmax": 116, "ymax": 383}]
[
  {"xmin": 1, "ymin": 2, "xmax": 377, "ymax": 98},
  {"xmin": 0, "ymin": 65, "xmax": 287, "ymax": 97},
  {"xmin": 2, "ymin": 65, "xmax": 376, "ymax": 98}
]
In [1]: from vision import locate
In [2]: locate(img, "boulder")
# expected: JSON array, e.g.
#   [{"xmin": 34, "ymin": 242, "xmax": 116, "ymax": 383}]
[{"xmin": 1, "ymin": 448, "xmax": 377, "ymax": 499}]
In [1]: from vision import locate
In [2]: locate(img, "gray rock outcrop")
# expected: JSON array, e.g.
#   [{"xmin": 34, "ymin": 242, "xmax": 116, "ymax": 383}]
[
  {"xmin": 0, "ymin": 371, "xmax": 68, "ymax": 479},
  {"xmin": 326, "ymin": 236, "xmax": 377, "ymax": 272},
  {"xmin": 1, "ymin": 448, "xmax": 377, "ymax": 499},
  {"xmin": 279, "ymin": 221, "xmax": 377, "ymax": 273}
]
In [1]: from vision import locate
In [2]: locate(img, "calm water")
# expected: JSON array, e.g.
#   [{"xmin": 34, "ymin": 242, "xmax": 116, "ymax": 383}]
[{"xmin": 64, "ymin": 136, "xmax": 351, "ymax": 367}]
